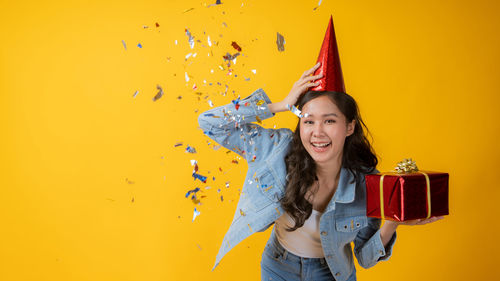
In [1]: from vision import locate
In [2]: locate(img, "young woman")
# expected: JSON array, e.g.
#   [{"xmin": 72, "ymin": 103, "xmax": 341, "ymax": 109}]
[{"xmin": 198, "ymin": 62, "xmax": 443, "ymax": 281}]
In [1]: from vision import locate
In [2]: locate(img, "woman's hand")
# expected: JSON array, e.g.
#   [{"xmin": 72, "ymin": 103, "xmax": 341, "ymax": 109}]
[
  {"xmin": 397, "ymin": 216, "xmax": 445, "ymax": 226},
  {"xmin": 268, "ymin": 62, "xmax": 323, "ymax": 113},
  {"xmin": 380, "ymin": 216, "xmax": 445, "ymax": 247}
]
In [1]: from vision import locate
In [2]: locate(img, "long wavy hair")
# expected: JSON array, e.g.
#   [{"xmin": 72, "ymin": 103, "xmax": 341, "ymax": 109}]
[{"xmin": 280, "ymin": 91, "xmax": 378, "ymax": 231}]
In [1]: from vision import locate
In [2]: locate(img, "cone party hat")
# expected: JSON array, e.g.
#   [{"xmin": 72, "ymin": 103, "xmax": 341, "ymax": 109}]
[{"xmin": 311, "ymin": 16, "xmax": 346, "ymax": 93}]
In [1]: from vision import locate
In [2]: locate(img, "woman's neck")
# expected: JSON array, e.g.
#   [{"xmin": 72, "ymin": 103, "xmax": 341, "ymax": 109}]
[{"xmin": 315, "ymin": 157, "xmax": 342, "ymax": 191}]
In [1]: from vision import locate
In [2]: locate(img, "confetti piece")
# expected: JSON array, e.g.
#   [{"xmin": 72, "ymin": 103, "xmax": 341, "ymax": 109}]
[
  {"xmin": 185, "ymin": 53, "xmax": 192, "ymax": 59},
  {"xmin": 184, "ymin": 8, "xmax": 195, "ymax": 13},
  {"xmin": 313, "ymin": 0, "xmax": 323, "ymax": 10},
  {"xmin": 121, "ymin": 40, "xmax": 127, "ymax": 50},
  {"xmin": 185, "ymin": 72, "xmax": 190, "ymax": 82},
  {"xmin": 185, "ymin": 187, "xmax": 201, "ymax": 198},
  {"xmin": 190, "ymin": 160, "xmax": 199, "ymax": 172},
  {"xmin": 192, "ymin": 172, "xmax": 207, "ymax": 183},
  {"xmin": 186, "ymin": 145, "xmax": 197, "ymax": 153},
  {"xmin": 175, "ymin": 40, "xmax": 178, "ymax": 45},
  {"xmin": 132, "ymin": 91, "xmax": 139, "ymax": 98},
  {"xmin": 152, "ymin": 85, "xmax": 164, "ymax": 101},
  {"xmin": 232, "ymin": 97, "xmax": 241, "ymax": 110},
  {"xmin": 255, "ymin": 116, "xmax": 262, "ymax": 124},
  {"xmin": 220, "ymin": 195, "xmax": 224, "ymax": 202},
  {"xmin": 208, "ymin": 100, "xmax": 214, "ymax": 107},
  {"xmin": 231, "ymin": 41, "xmax": 242, "ymax": 52},
  {"xmin": 207, "ymin": 36, "xmax": 212, "ymax": 47},
  {"xmin": 203, "ymin": 130, "xmax": 214, "ymax": 136},
  {"xmin": 232, "ymin": 160, "xmax": 239, "ymax": 164},
  {"xmin": 286, "ymin": 104, "xmax": 307, "ymax": 118},
  {"xmin": 137, "ymin": 43, "xmax": 143, "ymax": 48},
  {"xmin": 174, "ymin": 142, "xmax": 183, "ymax": 147},
  {"xmin": 155, "ymin": 22, "xmax": 160, "ymax": 27},
  {"xmin": 131, "ymin": 197, "xmax": 134, "ymax": 203},
  {"xmin": 125, "ymin": 178, "xmax": 135, "ymax": 184},
  {"xmin": 143, "ymin": 25, "xmax": 149, "ymax": 29},
  {"xmin": 185, "ymin": 28, "xmax": 195, "ymax": 49},
  {"xmin": 193, "ymin": 84, "xmax": 198, "ymax": 90},
  {"xmin": 192, "ymin": 208, "xmax": 201, "ymax": 222},
  {"xmin": 222, "ymin": 22, "xmax": 228, "ymax": 28},
  {"xmin": 225, "ymin": 182, "xmax": 230, "ymax": 188},
  {"xmin": 276, "ymin": 33, "xmax": 285, "ymax": 52},
  {"xmin": 223, "ymin": 52, "xmax": 240, "ymax": 61},
  {"xmin": 240, "ymin": 209, "xmax": 246, "ymax": 216},
  {"xmin": 251, "ymin": 69, "xmax": 257, "ymax": 74},
  {"xmin": 212, "ymin": 145, "xmax": 221, "ymax": 150}
]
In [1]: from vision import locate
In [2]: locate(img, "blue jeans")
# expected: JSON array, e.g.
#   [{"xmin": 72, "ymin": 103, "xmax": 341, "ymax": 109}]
[{"xmin": 261, "ymin": 230, "xmax": 336, "ymax": 281}]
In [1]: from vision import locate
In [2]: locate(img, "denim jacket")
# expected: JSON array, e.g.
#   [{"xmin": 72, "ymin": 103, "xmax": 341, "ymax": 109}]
[{"xmin": 198, "ymin": 89, "xmax": 396, "ymax": 281}]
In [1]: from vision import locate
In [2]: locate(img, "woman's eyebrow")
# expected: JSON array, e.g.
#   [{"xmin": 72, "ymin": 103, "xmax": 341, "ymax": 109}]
[{"xmin": 304, "ymin": 113, "xmax": 338, "ymax": 117}]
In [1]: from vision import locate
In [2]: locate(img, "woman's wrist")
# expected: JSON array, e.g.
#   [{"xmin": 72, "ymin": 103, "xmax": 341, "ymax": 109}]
[{"xmin": 268, "ymin": 102, "xmax": 286, "ymax": 113}]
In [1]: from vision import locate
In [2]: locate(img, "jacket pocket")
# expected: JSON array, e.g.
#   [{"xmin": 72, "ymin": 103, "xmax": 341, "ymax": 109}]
[
  {"xmin": 335, "ymin": 215, "xmax": 368, "ymax": 232},
  {"xmin": 246, "ymin": 169, "xmax": 282, "ymax": 212}
]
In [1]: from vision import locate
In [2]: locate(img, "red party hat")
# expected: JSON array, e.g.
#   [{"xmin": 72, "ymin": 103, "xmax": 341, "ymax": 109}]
[{"xmin": 311, "ymin": 16, "xmax": 346, "ymax": 93}]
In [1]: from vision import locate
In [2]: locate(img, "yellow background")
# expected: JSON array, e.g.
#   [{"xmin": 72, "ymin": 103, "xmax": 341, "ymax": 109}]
[{"xmin": 1, "ymin": 0, "xmax": 499, "ymax": 280}]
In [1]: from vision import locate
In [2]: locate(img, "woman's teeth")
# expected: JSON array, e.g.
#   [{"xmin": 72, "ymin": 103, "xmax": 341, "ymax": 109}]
[{"xmin": 312, "ymin": 142, "xmax": 331, "ymax": 147}]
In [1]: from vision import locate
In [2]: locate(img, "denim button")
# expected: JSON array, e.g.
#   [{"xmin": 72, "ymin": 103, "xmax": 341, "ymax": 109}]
[
  {"xmin": 335, "ymin": 272, "xmax": 341, "ymax": 277},
  {"xmin": 321, "ymin": 231, "xmax": 327, "ymax": 236}
]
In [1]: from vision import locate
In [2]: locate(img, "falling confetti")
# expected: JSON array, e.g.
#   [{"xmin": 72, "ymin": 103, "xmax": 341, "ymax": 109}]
[
  {"xmin": 121, "ymin": 40, "xmax": 127, "ymax": 50},
  {"xmin": 185, "ymin": 187, "xmax": 201, "ymax": 198},
  {"xmin": 313, "ymin": 0, "xmax": 323, "ymax": 10},
  {"xmin": 208, "ymin": 100, "xmax": 214, "ymax": 107},
  {"xmin": 192, "ymin": 208, "xmax": 201, "ymax": 222},
  {"xmin": 286, "ymin": 104, "xmax": 307, "ymax": 118},
  {"xmin": 232, "ymin": 97, "xmax": 241, "ymax": 110},
  {"xmin": 132, "ymin": 91, "xmax": 139, "ymax": 98},
  {"xmin": 185, "ymin": 72, "xmax": 190, "ymax": 82},
  {"xmin": 155, "ymin": 22, "xmax": 160, "ymax": 27},
  {"xmin": 276, "ymin": 33, "xmax": 285, "ymax": 52},
  {"xmin": 152, "ymin": 85, "xmax": 164, "ymax": 101},
  {"xmin": 223, "ymin": 52, "xmax": 240, "ymax": 61},
  {"xmin": 190, "ymin": 159, "xmax": 199, "ymax": 172},
  {"xmin": 185, "ymin": 29, "xmax": 195, "ymax": 49},
  {"xmin": 174, "ymin": 142, "xmax": 183, "ymax": 147},
  {"xmin": 231, "ymin": 41, "xmax": 242, "ymax": 52},
  {"xmin": 251, "ymin": 69, "xmax": 257, "ymax": 74},
  {"xmin": 184, "ymin": 8, "xmax": 195, "ymax": 13},
  {"xmin": 137, "ymin": 43, "xmax": 143, "ymax": 48},
  {"xmin": 192, "ymin": 172, "xmax": 207, "ymax": 183},
  {"xmin": 207, "ymin": 35, "xmax": 212, "ymax": 47},
  {"xmin": 186, "ymin": 145, "xmax": 197, "ymax": 153}
]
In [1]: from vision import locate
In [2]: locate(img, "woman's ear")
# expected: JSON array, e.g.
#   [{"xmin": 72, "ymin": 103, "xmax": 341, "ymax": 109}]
[{"xmin": 346, "ymin": 120, "xmax": 356, "ymax": 137}]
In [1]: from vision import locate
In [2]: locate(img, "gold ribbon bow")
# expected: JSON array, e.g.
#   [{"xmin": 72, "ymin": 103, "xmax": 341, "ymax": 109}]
[{"xmin": 379, "ymin": 158, "xmax": 431, "ymax": 220}]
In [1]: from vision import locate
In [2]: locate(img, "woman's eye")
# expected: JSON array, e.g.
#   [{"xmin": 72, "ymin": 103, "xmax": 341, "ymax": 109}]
[
  {"xmin": 326, "ymin": 119, "xmax": 336, "ymax": 124},
  {"xmin": 304, "ymin": 120, "xmax": 313, "ymax": 124}
]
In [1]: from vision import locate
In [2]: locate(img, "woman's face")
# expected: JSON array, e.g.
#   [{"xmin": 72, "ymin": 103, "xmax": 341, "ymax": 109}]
[{"xmin": 299, "ymin": 95, "xmax": 355, "ymax": 165}]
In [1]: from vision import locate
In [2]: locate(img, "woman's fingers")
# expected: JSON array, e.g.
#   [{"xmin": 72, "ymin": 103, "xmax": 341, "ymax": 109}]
[
  {"xmin": 300, "ymin": 82, "xmax": 319, "ymax": 91},
  {"xmin": 403, "ymin": 216, "xmax": 445, "ymax": 226},
  {"xmin": 301, "ymin": 62, "xmax": 321, "ymax": 78}
]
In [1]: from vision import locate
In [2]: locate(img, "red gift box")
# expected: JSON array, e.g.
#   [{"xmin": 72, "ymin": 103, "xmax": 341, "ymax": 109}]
[{"xmin": 365, "ymin": 171, "xmax": 449, "ymax": 221}]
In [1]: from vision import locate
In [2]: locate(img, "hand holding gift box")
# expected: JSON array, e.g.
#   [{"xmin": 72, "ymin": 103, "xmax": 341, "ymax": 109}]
[{"xmin": 365, "ymin": 159, "xmax": 449, "ymax": 222}]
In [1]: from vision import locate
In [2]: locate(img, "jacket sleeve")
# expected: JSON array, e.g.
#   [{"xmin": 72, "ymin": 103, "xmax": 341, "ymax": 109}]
[
  {"xmin": 353, "ymin": 218, "xmax": 397, "ymax": 269},
  {"xmin": 353, "ymin": 169, "xmax": 397, "ymax": 269},
  {"xmin": 197, "ymin": 88, "xmax": 292, "ymax": 165}
]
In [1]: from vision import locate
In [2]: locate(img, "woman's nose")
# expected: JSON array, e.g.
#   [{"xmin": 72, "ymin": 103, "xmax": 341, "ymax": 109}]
[{"xmin": 312, "ymin": 123, "xmax": 324, "ymax": 136}]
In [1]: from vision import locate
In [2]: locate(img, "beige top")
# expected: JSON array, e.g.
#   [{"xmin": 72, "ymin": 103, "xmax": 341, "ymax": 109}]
[{"xmin": 275, "ymin": 209, "xmax": 325, "ymax": 258}]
